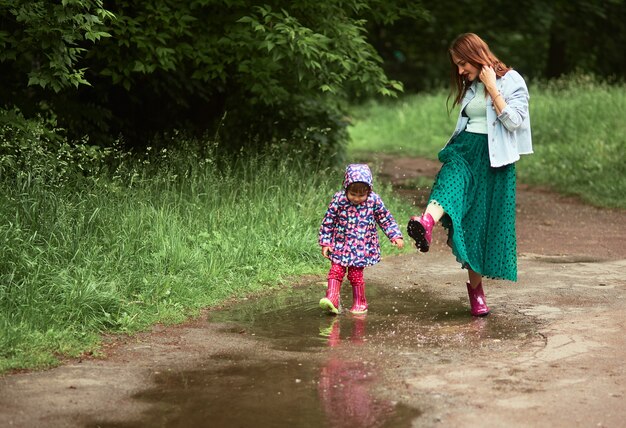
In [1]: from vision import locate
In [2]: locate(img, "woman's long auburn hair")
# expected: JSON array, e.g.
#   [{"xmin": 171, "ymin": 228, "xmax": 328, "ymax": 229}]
[{"xmin": 447, "ymin": 33, "xmax": 511, "ymax": 112}]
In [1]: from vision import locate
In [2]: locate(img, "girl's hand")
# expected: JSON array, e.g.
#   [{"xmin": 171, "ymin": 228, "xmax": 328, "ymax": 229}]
[
  {"xmin": 479, "ymin": 65, "xmax": 497, "ymax": 91},
  {"xmin": 322, "ymin": 246, "xmax": 332, "ymax": 259},
  {"xmin": 392, "ymin": 238, "xmax": 404, "ymax": 249}
]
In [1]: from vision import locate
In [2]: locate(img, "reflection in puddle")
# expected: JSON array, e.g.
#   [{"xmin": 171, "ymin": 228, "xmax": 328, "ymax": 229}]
[
  {"xmin": 319, "ymin": 357, "xmax": 396, "ymax": 427},
  {"xmin": 87, "ymin": 283, "xmax": 536, "ymax": 427},
  {"xmin": 317, "ymin": 315, "xmax": 410, "ymax": 428}
]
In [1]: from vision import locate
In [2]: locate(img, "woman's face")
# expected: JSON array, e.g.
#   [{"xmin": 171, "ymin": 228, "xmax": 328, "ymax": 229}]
[{"xmin": 451, "ymin": 52, "xmax": 480, "ymax": 82}]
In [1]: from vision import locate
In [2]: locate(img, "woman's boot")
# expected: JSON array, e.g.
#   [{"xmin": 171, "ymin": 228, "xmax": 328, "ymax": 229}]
[
  {"xmin": 407, "ymin": 213, "xmax": 435, "ymax": 252},
  {"xmin": 466, "ymin": 281, "xmax": 490, "ymax": 317}
]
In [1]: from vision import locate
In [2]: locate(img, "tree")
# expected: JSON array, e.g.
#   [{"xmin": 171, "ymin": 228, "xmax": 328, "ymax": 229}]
[
  {"xmin": 367, "ymin": 0, "xmax": 626, "ymax": 92},
  {"xmin": 0, "ymin": 0, "xmax": 113, "ymax": 92},
  {"xmin": 0, "ymin": 0, "xmax": 428, "ymax": 157},
  {"xmin": 541, "ymin": 0, "xmax": 626, "ymax": 79}
]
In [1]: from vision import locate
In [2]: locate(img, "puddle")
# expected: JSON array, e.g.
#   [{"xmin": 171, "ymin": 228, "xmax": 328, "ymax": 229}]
[
  {"xmin": 87, "ymin": 283, "xmax": 537, "ymax": 427},
  {"xmin": 89, "ymin": 356, "xmax": 419, "ymax": 428},
  {"xmin": 210, "ymin": 283, "xmax": 537, "ymax": 351}
]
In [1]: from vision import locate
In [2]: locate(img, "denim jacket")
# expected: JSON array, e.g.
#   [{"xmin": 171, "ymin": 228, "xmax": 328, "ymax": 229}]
[{"xmin": 446, "ymin": 69, "xmax": 533, "ymax": 167}]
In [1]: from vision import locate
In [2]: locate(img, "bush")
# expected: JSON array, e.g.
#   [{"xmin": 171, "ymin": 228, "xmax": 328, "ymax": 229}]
[
  {"xmin": 0, "ymin": 109, "xmax": 109, "ymax": 187},
  {"xmin": 1, "ymin": 1, "xmax": 420, "ymax": 158}
]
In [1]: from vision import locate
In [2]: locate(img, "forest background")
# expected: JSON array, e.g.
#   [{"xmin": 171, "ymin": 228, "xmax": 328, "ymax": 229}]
[{"xmin": 1, "ymin": 0, "xmax": 625, "ymax": 371}]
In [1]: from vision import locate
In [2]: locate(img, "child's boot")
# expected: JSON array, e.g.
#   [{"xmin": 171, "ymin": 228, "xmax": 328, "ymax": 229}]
[
  {"xmin": 319, "ymin": 279, "xmax": 341, "ymax": 315},
  {"xmin": 349, "ymin": 282, "xmax": 368, "ymax": 314},
  {"xmin": 407, "ymin": 213, "xmax": 435, "ymax": 252},
  {"xmin": 466, "ymin": 281, "xmax": 490, "ymax": 317}
]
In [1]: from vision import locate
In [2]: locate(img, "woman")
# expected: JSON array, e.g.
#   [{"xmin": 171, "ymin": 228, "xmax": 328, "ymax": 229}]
[{"xmin": 407, "ymin": 33, "xmax": 532, "ymax": 316}]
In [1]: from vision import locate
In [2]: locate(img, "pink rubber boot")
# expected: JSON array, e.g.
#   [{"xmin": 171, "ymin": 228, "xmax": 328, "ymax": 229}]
[
  {"xmin": 407, "ymin": 213, "xmax": 435, "ymax": 252},
  {"xmin": 466, "ymin": 281, "xmax": 490, "ymax": 317},
  {"xmin": 350, "ymin": 282, "xmax": 368, "ymax": 314},
  {"xmin": 347, "ymin": 267, "xmax": 367, "ymax": 314},
  {"xmin": 319, "ymin": 279, "xmax": 341, "ymax": 315}
]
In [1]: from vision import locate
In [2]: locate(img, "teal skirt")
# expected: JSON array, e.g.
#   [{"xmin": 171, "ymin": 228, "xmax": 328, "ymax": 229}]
[{"xmin": 429, "ymin": 131, "xmax": 517, "ymax": 281}]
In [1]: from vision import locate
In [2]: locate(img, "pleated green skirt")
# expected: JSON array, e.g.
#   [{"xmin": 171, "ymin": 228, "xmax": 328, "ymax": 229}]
[{"xmin": 429, "ymin": 131, "xmax": 517, "ymax": 281}]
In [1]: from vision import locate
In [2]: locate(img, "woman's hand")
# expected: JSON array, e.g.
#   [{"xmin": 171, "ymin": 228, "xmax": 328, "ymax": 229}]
[
  {"xmin": 479, "ymin": 65, "xmax": 497, "ymax": 92},
  {"xmin": 480, "ymin": 65, "xmax": 505, "ymax": 114}
]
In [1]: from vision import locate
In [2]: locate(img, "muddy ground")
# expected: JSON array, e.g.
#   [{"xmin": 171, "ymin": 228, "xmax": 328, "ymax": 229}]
[{"xmin": 1, "ymin": 156, "xmax": 625, "ymax": 428}]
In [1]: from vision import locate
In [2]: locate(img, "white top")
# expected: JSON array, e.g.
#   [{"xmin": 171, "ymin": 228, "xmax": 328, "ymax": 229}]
[{"xmin": 464, "ymin": 82, "xmax": 488, "ymax": 134}]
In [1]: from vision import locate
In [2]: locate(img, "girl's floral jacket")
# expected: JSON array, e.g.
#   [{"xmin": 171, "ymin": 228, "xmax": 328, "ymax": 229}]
[{"xmin": 319, "ymin": 164, "xmax": 403, "ymax": 268}]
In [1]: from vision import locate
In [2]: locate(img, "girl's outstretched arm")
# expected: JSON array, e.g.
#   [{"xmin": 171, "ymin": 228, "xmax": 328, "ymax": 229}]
[{"xmin": 373, "ymin": 195, "xmax": 403, "ymax": 242}]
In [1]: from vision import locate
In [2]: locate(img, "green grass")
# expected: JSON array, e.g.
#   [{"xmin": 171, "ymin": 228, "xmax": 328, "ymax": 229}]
[
  {"xmin": 0, "ymin": 149, "xmax": 414, "ymax": 372},
  {"xmin": 348, "ymin": 75, "xmax": 626, "ymax": 209},
  {"xmin": 348, "ymin": 92, "xmax": 456, "ymax": 157}
]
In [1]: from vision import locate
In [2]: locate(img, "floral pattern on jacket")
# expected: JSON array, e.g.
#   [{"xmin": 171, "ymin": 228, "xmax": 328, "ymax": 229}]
[{"xmin": 319, "ymin": 164, "xmax": 402, "ymax": 268}]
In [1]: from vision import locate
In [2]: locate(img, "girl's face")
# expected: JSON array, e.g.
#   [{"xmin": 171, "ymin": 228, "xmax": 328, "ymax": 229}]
[
  {"xmin": 451, "ymin": 52, "xmax": 480, "ymax": 82},
  {"xmin": 347, "ymin": 188, "xmax": 369, "ymax": 205}
]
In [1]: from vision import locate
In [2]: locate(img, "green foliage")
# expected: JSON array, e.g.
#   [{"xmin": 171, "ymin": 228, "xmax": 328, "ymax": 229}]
[
  {"xmin": 233, "ymin": 4, "xmax": 402, "ymax": 100},
  {"xmin": 348, "ymin": 76, "xmax": 626, "ymax": 209},
  {"xmin": 88, "ymin": 1, "xmax": 416, "ymax": 99},
  {"xmin": 0, "ymin": 109, "xmax": 110, "ymax": 186},
  {"xmin": 0, "ymin": 0, "xmax": 113, "ymax": 92},
  {"xmin": 1, "ymin": 1, "xmax": 424, "ymax": 154},
  {"xmin": 367, "ymin": 0, "xmax": 626, "ymax": 92},
  {"xmin": 2, "ymin": 0, "xmax": 625, "ymax": 152}
]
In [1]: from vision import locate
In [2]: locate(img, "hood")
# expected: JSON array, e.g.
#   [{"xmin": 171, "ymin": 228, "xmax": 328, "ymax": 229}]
[{"xmin": 343, "ymin": 164, "xmax": 373, "ymax": 189}]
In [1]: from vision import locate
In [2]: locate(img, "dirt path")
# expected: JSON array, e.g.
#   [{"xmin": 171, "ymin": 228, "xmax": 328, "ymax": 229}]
[{"xmin": 1, "ymin": 156, "xmax": 625, "ymax": 428}]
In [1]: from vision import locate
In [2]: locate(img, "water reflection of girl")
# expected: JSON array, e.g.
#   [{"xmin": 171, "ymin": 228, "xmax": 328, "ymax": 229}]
[{"xmin": 317, "ymin": 317, "xmax": 394, "ymax": 427}]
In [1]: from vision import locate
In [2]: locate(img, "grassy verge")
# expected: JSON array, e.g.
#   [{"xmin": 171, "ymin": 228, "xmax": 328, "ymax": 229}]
[
  {"xmin": 348, "ymin": 75, "xmax": 626, "ymax": 209},
  {"xmin": 0, "ymin": 144, "xmax": 413, "ymax": 372}
]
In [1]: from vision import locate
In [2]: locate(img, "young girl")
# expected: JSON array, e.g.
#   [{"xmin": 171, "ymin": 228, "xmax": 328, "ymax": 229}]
[
  {"xmin": 319, "ymin": 163, "xmax": 404, "ymax": 315},
  {"xmin": 407, "ymin": 33, "xmax": 532, "ymax": 316}
]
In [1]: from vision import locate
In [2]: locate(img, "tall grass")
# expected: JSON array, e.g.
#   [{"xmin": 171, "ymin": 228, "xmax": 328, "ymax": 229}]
[
  {"xmin": 348, "ymin": 92, "xmax": 456, "ymax": 157},
  {"xmin": 524, "ymin": 76, "xmax": 626, "ymax": 207},
  {"xmin": 0, "ymin": 142, "xmax": 413, "ymax": 372},
  {"xmin": 348, "ymin": 75, "xmax": 626, "ymax": 208}
]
